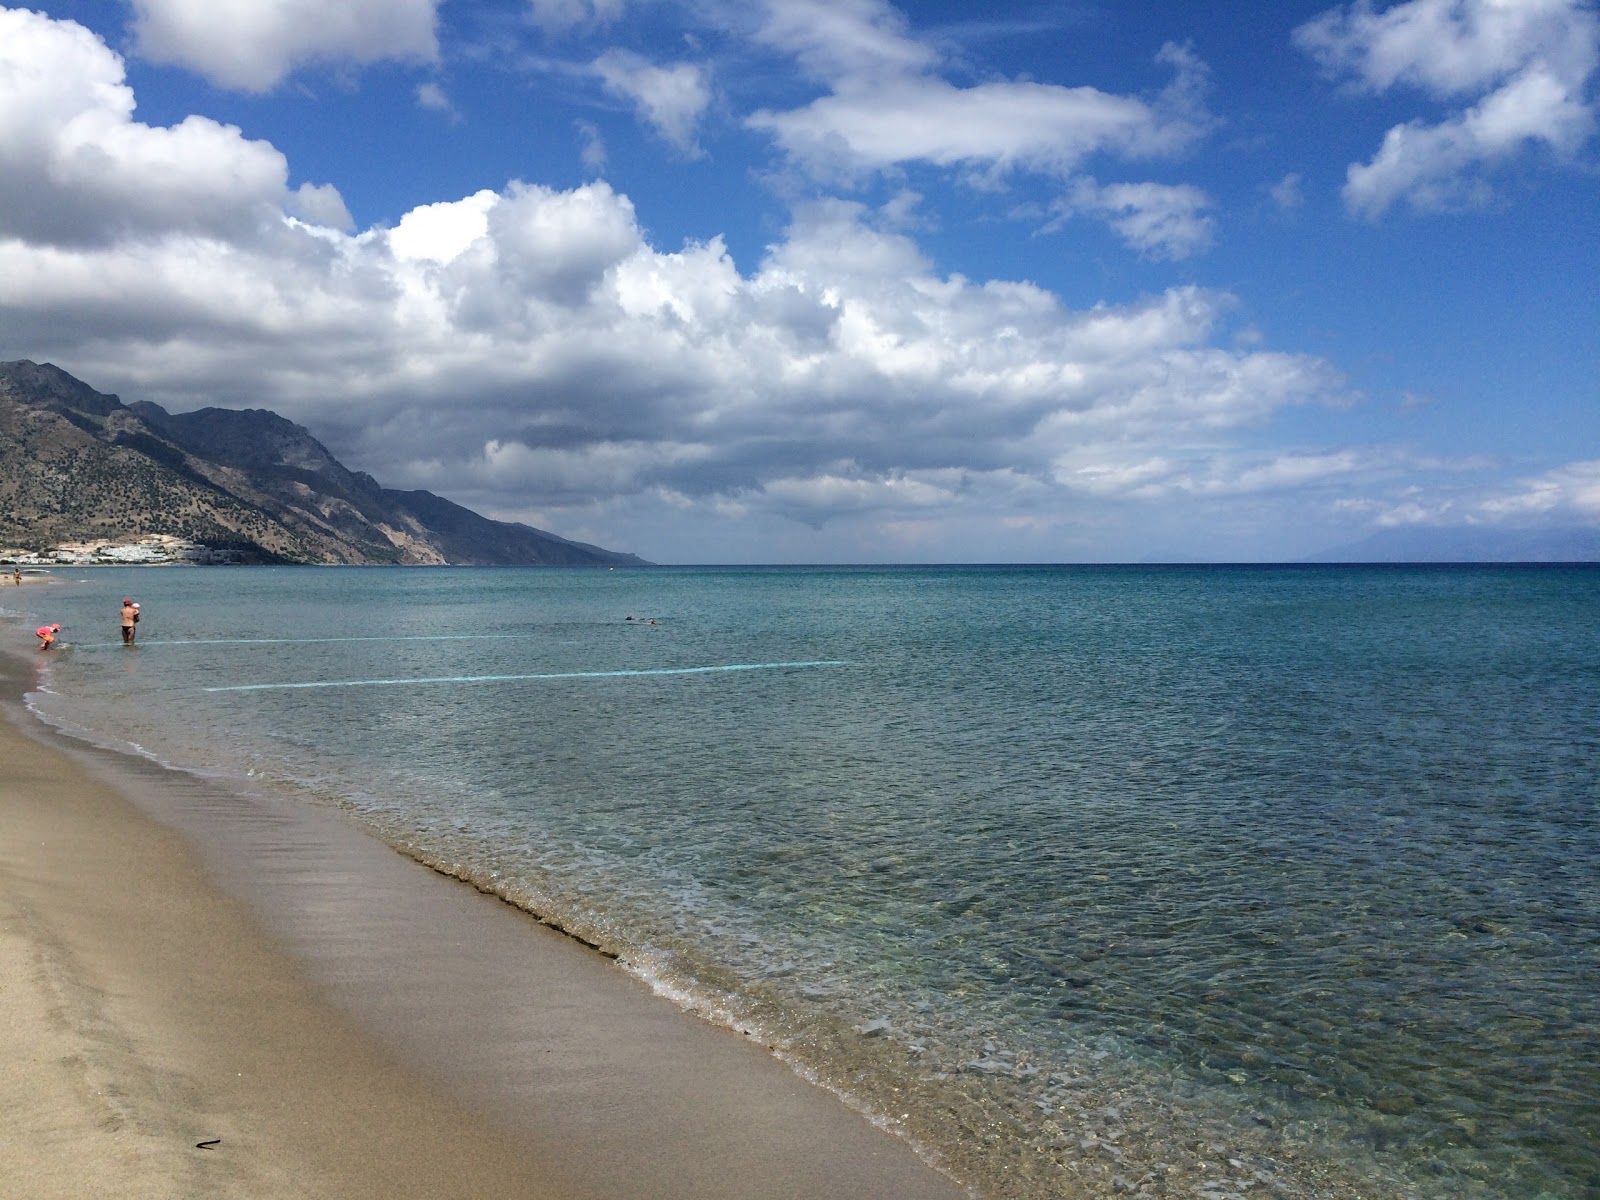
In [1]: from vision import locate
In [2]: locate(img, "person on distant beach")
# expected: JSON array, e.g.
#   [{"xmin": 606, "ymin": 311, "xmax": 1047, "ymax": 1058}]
[
  {"xmin": 11, "ymin": 567, "xmax": 18, "ymax": 586},
  {"xmin": 120, "ymin": 598, "xmax": 140, "ymax": 645},
  {"xmin": 36, "ymin": 623, "xmax": 59, "ymax": 650}
]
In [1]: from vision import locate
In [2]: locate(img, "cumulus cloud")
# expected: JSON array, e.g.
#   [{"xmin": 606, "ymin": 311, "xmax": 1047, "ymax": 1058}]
[
  {"xmin": 287, "ymin": 182, "xmax": 356, "ymax": 232},
  {"xmin": 129, "ymin": 0, "xmax": 440, "ymax": 92},
  {"xmin": 1053, "ymin": 178, "xmax": 1215, "ymax": 259},
  {"xmin": 387, "ymin": 191, "xmax": 497, "ymax": 263},
  {"xmin": 0, "ymin": 7, "xmax": 1355, "ymax": 557},
  {"xmin": 1295, "ymin": 0, "xmax": 1597, "ymax": 94},
  {"xmin": 478, "ymin": 180, "xmax": 645, "ymax": 307},
  {"xmin": 1295, "ymin": 0, "xmax": 1600, "ymax": 216},
  {"xmin": 592, "ymin": 50, "xmax": 712, "ymax": 154},
  {"xmin": 746, "ymin": 0, "xmax": 1211, "ymax": 182},
  {"xmin": 0, "ymin": 9, "xmax": 343, "ymax": 246}
]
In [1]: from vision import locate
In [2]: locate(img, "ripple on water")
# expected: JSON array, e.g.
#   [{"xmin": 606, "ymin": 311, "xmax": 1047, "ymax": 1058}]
[{"xmin": 17, "ymin": 565, "xmax": 1600, "ymax": 1199}]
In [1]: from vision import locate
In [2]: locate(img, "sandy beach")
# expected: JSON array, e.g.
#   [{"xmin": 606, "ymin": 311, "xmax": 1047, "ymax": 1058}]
[{"xmin": 0, "ymin": 649, "xmax": 968, "ymax": 1199}]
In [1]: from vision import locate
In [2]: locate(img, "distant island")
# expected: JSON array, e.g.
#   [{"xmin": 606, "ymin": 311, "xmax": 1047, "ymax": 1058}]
[{"xmin": 0, "ymin": 361, "xmax": 648, "ymax": 568}]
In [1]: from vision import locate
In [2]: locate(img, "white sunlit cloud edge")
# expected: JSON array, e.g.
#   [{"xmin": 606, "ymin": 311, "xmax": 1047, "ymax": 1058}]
[{"xmin": 1294, "ymin": 0, "xmax": 1600, "ymax": 217}]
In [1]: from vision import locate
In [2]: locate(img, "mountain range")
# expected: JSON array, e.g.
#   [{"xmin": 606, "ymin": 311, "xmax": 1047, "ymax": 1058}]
[{"xmin": 0, "ymin": 361, "xmax": 647, "ymax": 567}]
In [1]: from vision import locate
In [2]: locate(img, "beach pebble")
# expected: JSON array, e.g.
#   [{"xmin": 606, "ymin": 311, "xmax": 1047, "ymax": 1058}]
[
  {"xmin": 963, "ymin": 1056, "xmax": 1011, "ymax": 1073},
  {"xmin": 857, "ymin": 1017, "xmax": 894, "ymax": 1037}
]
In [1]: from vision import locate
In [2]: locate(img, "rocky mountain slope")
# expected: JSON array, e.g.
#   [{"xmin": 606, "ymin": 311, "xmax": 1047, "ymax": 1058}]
[{"xmin": 0, "ymin": 360, "xmax": 648, "ymax": 566}]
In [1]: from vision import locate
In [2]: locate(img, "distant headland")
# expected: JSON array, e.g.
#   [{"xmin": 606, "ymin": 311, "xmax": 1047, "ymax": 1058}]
[{"xmin": 0, "ymin": 361, "xmax": 649, "ymax": 568}]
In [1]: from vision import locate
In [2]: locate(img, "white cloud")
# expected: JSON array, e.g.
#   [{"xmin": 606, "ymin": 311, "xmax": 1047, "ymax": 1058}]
[
  {"xmin": 0, "ymin": 8, "xmax": 1356, "ymax": 558},
  {"xmin": 746, "ymin": 0, "xmax": 1210, "ymax": 184},
  {"xmin": 478, "ymin": 180, "xmax": 644, "ymax": 306},
  {"xmin": 1217, "ymin": 451, "xmax": 1368, "ymax": 493},
  {"xmin": 761, "ymin": 468, "xmax": 964, "ymax": 526},
  {"xmin": 1295, "ymin": 0, "xmax": 1598, "ymax": 95},
  {"xmin": 751, "ymin": 0, "xmax": 938, "ymax": 83},
  {"xmin": 287, "ymin": 182, "xmax": 355, "ymax": 232},
  {"xmin": 129, "ymin": 0, "xmax": 440, "ymax": 92},
  {"xmin": 1323, "ymin": 455, "xmax": 1600, "ymax": 535},
  {"xmin": 529, "ymin": 0, "xmax": 625, "ymax": 35},
  {"xmin": 1374, "ymin": 497, "xmax": 1457, "ymax": 526},
  {"xmin": 416, "ymin": 82, "xmax": 456, "ymax": 116},
  {"xmin": 1053, "ymin": 178, "xmax": 1215, "ymax": 259},
  {"xmin": 0, "ymin": 8, "xmax": 332, "ymax": 246},
  {"xmin": 1062, "ymin": 456, "xmax": 1178, "ymax": 498},
  {"xmin": 592, "ymin": 50, "xmax": 711, "ymax": 154},
  {"xmin": 1270, "ymin": 172, "xmax": 1304, "ymax": 210},
  {"xmin": 751, "ymin": 72, "xmax": 1204, "ymax": 182},
  {"xmin": 1479, "ymin": 460, "xmax": 1600, "ymax": 519},
  {"xmin": 575, "ymin": 119, "xmax": 608, "ymax": 172},
  {"xmin": 387, "ymin": 191, "xmax": 497, "ymax": 263},
  {"xmin": 1096, "ymin": 448, "xmax": 1533, "ymax": 514},
  {"xmin": 1296, "ymin": 0, "xmax": 1600, "ymax": 216},
  {"xmin": 1345, "ymin": 65, "xmax": 1594, "ymax": 214}
]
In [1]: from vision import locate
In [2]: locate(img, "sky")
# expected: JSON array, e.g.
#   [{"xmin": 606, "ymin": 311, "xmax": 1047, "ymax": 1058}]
[{"xmin": 0, "ymin": 0, "xmax": 1596, "ymax": 563}]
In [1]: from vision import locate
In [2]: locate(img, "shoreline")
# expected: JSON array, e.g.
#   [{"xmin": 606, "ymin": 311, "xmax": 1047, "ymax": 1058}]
[
  {"xmin": 0, "ymin": 656, "xmax": 566, "ymax": 1199},
  {"xmin": 0, "ymin": 646, "xmax": 969, "ymax": 1199}
]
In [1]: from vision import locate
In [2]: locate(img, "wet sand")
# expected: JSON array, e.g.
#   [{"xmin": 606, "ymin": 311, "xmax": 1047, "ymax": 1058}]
[{"xmin": 0, "ymin": 651, "xmax": 969, "ymax": 1199}]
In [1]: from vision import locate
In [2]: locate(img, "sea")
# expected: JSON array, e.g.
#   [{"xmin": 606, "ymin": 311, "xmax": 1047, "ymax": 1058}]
[{"xmin": 8, "ymin": 564, "xmax": 1598, "ymax": 1199}]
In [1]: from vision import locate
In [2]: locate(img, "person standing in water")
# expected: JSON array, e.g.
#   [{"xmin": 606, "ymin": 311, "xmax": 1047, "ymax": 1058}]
[
  {"xmin": 36, "ymin": 623, "xmax": 59, "ymax": 650},
  {"xmin": 120, "ymin": 598, "xmax": 139, "ymax": 645}
]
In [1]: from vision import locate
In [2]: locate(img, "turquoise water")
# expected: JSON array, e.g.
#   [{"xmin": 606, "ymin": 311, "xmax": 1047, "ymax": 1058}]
[{"xmin": 13, "ymin": 565, "xmax": 1600, "ymax": 1198}]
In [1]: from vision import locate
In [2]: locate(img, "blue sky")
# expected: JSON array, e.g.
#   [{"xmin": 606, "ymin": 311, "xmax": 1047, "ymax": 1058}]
[{"xmin": 1, "ymin": 0, "xmax": 1596, "ymax": 562}]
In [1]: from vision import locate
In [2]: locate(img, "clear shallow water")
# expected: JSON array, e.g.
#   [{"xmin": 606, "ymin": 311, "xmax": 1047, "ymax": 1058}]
[{"xmin": 12, "ymin": 564, "xmax": 1600, "ymax": 1199}]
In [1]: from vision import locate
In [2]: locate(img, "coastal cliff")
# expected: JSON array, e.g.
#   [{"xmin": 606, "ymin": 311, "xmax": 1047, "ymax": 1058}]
[{"xmin": 0, "ymin": 361, "xmax": 648, "ymax": 567}]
